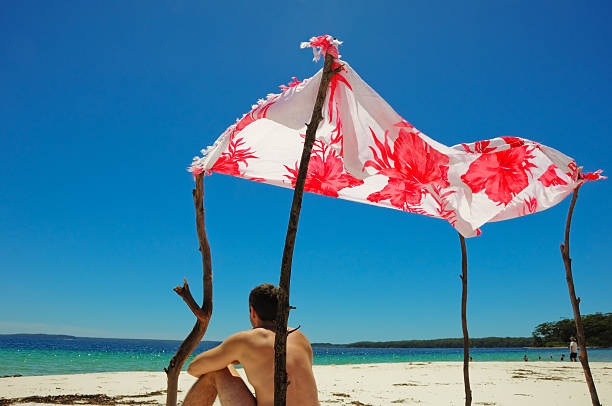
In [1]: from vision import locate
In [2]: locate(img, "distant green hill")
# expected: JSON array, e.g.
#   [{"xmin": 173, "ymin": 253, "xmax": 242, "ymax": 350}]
[
  {"xmin": 312, "ymin": 337, "xmax": 534, "ymax": 348},
  {"xmin": 5, "ymin": 313, "xmax": 610, "ymax": 349},
  {"xmin": 0, "ymin": 333, "xmax": 77, "ymax": 339},
  {"xmin": 346, "ymin": 337, "xmax": 533, "ymax": 348},
  {"xmin": 312, "ymin": 312, "xmax": 611, "ymax": 348},
  {"xmin": 347, "ymin": 337, "xmax": 535, "ymax": 348}
]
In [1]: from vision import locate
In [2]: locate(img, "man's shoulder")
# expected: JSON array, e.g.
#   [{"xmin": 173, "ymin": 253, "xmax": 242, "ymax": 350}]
[
  {"xmin": 228, "ymin": 329, "xmax": 257, "ymax": 338},
  {"xmin": 227, "ymin": 327, "xmax": 311, "ymax": 346},
  {"xmin": 223, "ymin": 329, "xmax": 256, "ymax": 346},
  {"xmin": 287, "ymin": 328, "xmax": 312, "ymax": 347}
]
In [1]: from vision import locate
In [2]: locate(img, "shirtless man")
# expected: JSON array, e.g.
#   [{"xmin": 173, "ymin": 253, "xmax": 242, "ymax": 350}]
[{"xmin": 183, "ymin": 283, "xmax": 319, "ymax": 406}]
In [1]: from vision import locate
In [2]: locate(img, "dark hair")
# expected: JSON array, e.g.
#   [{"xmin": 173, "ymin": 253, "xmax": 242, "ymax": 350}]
[{"xmin": 249, "ymin": 283, "xmax": 278, "ymax": 321}]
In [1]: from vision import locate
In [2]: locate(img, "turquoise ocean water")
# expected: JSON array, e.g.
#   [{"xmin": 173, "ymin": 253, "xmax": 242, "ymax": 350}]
[{"xmin": 2, "ymin": 335, "xmax": 611, "ymax": 376}]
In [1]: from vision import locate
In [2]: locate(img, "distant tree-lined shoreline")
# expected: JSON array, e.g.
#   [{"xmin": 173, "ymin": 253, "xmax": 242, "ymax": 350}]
[
  {"xmin": 312, "ymin": 337, "xmax": 535, "ymax": 348},
  {"xmin": 3, "ymin": 313, "xmax": 610, "ymax": 348},
  {"xmin": 314, "ymin": 312, "xmax": 612, "ymax": 348}
]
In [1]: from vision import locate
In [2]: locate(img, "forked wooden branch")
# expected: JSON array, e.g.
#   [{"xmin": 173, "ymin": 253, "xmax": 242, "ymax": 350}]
[
  {"xmin": 458, "ymin": 233, "xmax": 472, "ymax": 406},
  {"xmin": 165, "ymin": 173, "xmax": 214, "ymax": 406},
  {"xmin": 560, "ymin": 182, "xmax": 601, "ymax": 406},
  {"xmin": 174, "ymin": 278, "xmax": 210, "ymax": 324},
  {"xmin": 274, "ymin": 52, "xmax": 339, "ymax": 406}
]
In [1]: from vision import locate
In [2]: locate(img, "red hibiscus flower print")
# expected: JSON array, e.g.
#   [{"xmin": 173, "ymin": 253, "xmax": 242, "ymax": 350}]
[
  {"xmin": 364, "ymin": 125, "xmax": 450, "ymax": 209},
  {"xmin": 328, "ymin": 62, "xmax": 351, "ymax": 123},
  {"xmin": 461, "ymin": 145, "xmax": 537, "ymax": 205},
  {"xmin": 279, "ymin": 77, "xmax": 302, "ymax": 92},
  {"xmin": 580, "ymin": 169, "xmax": 606, "ymax": 181},
  {"xmin": 211, "ymin": 137, "xmax": 257, "ymax": 177},
  {"xmin": 538, "ymin": 165, "xmax": 568, "ymax": 187},
  {"xmin": 431, "ymin": 185, "xmax": 457, "ymax": 225},
  {"xmin": 394, "ymin": 120, "xmax": 415, "ymax": 129},
  {"xmin": 500, "ymin": 136, "xmax": 524, "ymax": 147},
  {"xmin": 520, "ymin": 196, "xmax": 538, "ymax": 216},
  {"xmin": 461, "ymin": 140, "xmax": 496, "ymax": 154},
  {"xmin": 284, "ymin": 140, "xmax": 363, "ymax": 198}
]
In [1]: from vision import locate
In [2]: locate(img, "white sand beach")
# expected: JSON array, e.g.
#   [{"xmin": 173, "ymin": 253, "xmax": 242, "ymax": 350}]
[{"xmin": 2, "ymin": 362, "xmax": 611, "ymax": 405}]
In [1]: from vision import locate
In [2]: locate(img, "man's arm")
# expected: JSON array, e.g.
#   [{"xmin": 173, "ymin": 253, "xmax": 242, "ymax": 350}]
[
  {"xmin": 305, "ymin": 335, "xmax": 314, "ymax": 364},
  {"xmin": 293, "ymin": 330, "xmax": 314, "ymax": 364},
  {"xmin": 187, "ymin": 332, "xmax": 245, "ymax": 377}
]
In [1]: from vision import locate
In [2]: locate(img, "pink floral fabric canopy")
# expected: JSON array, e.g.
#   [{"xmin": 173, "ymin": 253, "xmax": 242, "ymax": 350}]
[{"xmin": 190, "ymin": 35, "xmax": 604, "ymax": 237}]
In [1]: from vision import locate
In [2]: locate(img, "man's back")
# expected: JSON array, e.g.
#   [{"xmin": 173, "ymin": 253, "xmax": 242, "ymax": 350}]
[
  {"xmin": 184, "ymin": 283, "xmax": 319, "ymax": 406},
  {"xmin": 239, "ymin": 327, "xmax": 319, "ymax": 406}
]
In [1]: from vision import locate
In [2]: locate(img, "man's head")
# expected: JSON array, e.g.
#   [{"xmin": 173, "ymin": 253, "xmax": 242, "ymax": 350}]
[{"xmin": 249, "ymin": 283, "xmax": 278, "ymax": 326}]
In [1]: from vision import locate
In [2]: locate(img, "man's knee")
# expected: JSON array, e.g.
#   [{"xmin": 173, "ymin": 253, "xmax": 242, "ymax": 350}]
[{"xmin": 199, "ymin": 366, "xmax": 233, "ymax": 387}]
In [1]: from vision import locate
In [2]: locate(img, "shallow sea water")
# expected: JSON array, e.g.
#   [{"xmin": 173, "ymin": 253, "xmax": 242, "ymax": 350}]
[{"xmin": 1, "ymin": 335, "xmax": 611, "ymax": 376}]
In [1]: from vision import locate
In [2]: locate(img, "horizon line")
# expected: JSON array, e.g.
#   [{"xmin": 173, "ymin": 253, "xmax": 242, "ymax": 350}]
[{"xmin": 0, "ymin": 332, "xmax": 536, "ymax": 345}]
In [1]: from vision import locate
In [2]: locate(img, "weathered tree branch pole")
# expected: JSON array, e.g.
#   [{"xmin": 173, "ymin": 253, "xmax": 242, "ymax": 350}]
[
  {"xmin": 458, "ymin": 234, "xmax": 472, "ymax": 406},
  {"xmin": 274, "ymin": 52, "xmax": 340, "ymax": 406},
  {"xmin": 165, "ymin": 173, "xmax": 214, "ymax": 406},
  {"xmin": 560, "ymin": 183, "xmax": 601, "ymax": 406}
]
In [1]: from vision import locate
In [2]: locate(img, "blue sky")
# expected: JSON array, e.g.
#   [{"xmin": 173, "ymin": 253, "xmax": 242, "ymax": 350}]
[{"xmin": 1, "ymin": 1, "xmax": 611, "ymax": 343}]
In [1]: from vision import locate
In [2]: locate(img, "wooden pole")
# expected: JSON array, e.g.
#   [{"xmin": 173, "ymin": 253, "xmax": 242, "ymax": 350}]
[
  {"xmin": 274, "ymin": 52, "xmax": 340, "ymax": 406},
  {"xmin": 165, "ymin": 173, "xmax": 214, "ymax": 406},
  {"xmin": 560, "ymin": 185, "xmax": 601, "ymax": 406},
  {"xmin": 458, "ymin": 233, "xmax": 472, "ymax": 406}
]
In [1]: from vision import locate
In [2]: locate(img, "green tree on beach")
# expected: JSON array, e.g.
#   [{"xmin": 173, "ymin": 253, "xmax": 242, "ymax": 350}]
[{"xmin": 532, "ymin": 313, "xmax": 612, "ymax": 347}]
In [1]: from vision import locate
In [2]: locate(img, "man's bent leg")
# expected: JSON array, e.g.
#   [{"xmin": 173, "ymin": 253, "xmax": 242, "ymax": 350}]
[
  {"xmin": 182, "ymin": 366, "xmax": 255, "ymax": 406},
  {"xmin": 182, "ymin": 373, "xmax": 217, "ymax": 406},
  {"xmin": 215, "ymin": 365, "xmax": 256, "ymax": 406}
]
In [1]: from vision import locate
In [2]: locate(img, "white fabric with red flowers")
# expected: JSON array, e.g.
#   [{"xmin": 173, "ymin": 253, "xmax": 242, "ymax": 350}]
[{"xmin": 190, "ymin": 35, "xmax": 604, "ymax": 238}]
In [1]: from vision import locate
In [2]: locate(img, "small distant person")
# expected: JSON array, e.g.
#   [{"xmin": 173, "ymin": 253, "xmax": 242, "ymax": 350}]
[
  {"xmin": 538, "ymin": 355, "xmax": 541, "ymax": 360},
  {"xmin": 524, "ymin": 354, "xmax": 528, "ymax": 362},
  {"xmin": 569, "ymin": 337, "xmax": 578, "ymax": 362},
  {"xmin": 561, "ymin": 354, "xmax": 565, "ymax": 361},
  {"xmin": 469, "ymin": 356, "xmax": 473, "ymax": 362},
  {"xmin": 550, "ymin": 355, "xmax": 553, "ymax": 360}
]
